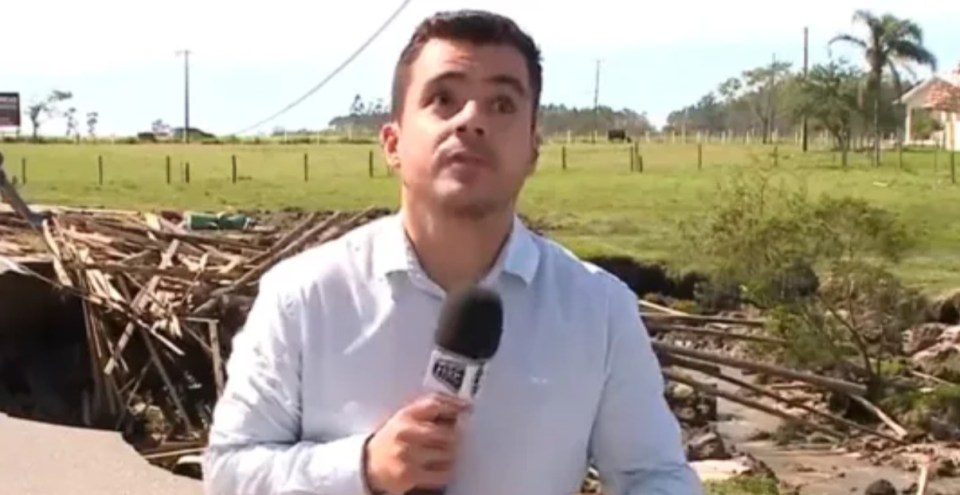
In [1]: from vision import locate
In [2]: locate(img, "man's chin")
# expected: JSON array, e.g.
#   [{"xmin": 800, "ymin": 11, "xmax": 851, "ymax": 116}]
[{"xmin": 433, "ymin": 192, "xmax": 506, "ymax": 219}]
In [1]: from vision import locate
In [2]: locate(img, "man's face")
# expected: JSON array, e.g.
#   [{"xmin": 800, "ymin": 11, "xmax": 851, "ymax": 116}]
[{"xmin": 381, "ymin": 38, "xmax": 539, "ymax": 219}]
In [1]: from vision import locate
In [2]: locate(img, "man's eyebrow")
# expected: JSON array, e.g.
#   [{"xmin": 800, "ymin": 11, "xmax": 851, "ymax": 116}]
[
  {"xmin": 487, "ymin": 74, "xmax": 528, "ymax": 97},
  {"xmin": 424, "ymin": 71, "xmax": 529, "ymax": 97},
  {"xmin": 424, "ymin": 70, "xmax": 468, "ymax": 88}
]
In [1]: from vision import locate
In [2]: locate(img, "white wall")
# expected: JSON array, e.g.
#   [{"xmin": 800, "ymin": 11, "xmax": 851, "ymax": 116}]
[{"xmin": 953, "ymin": 113, "xmax": 960, "ymax": 151}]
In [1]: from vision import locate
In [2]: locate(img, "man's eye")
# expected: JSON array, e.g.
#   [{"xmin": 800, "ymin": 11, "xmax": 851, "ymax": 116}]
[
  {"xmin": 493, "ymin": 96, "xmax": 516, "ymax": 114},
  {"xmin": 431, "ymin": 91, "xmax": 452, "ymax": 106}
]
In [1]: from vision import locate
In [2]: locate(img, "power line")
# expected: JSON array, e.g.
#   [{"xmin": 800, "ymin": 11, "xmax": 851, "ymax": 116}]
[{"xmin": 232, "ymin": 0, "xmax": 414, "ymax": 136}]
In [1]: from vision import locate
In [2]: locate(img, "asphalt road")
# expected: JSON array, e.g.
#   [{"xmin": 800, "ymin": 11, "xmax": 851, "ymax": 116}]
[{"xmin": 0, "ymin": 413, "xmax": 203, "ymax": 495}]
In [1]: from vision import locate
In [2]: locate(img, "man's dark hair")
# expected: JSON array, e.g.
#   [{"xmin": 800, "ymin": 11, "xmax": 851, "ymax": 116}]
[{"xmin": 390, "ymin": 9, "xmax": 543, "ymax": 122}]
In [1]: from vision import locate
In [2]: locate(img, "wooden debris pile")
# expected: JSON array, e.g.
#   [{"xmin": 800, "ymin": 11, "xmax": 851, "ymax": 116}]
[
  {"xmin": 640, "ymin": 305, "xmax": 911, "ymax": 447},
  {"xmin": 1, "ymin": 205, "xmax": 391, "ymax": 454},
  {"xmin": 2, "ymin": 204, "xmax": 948, "ymax": 479}
]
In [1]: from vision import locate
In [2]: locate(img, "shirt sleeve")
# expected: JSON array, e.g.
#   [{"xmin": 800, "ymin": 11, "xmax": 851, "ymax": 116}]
[
  {"xmin": 587, "ymin": 276, "xmax": 704, "ymax": 495},
  {"xmin": 202, "ymin": 268, "xmax": 374, "ymax": 495}
]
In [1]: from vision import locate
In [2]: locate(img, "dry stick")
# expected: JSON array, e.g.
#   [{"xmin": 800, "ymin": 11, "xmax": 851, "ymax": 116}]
[
  {"xmin": 639, "ymin": 299, "xmax": 689, "ymax": 316},
  {"xmin": 41, "ymin": 219, "xmax": 73, "ymax": 287},
  {"xmin": 653, "ymin": 341, "xmax": 868, "ymax": 397},
  {"xmin": 664, "ymin": 354, "xmax": 905, "ymax": 444},
  {"xmin": 246, "ymin": 211, "xmax": 322, "ymax": 267},
  {"xmin": 916, "ymin": 463, "xmax": 930, "ymax": 495},
  {"xmin": 79, "ymin": 286, "xmax": 110, "ymax": 418},
  {"xmin": 113, "ymin": 273, "xmax": 134, "ymax": 302},
  {"xmin": 76, "ymin": 262, "xmax": 230, "ymax": 281},
  {"xmin": 104, "ymin": 240, "xmax": 180, "ymax": 375},
  {"xmin": 141, "ymin": 225, "xmax": 256, "ymax": 251},
  {"xmin": 847, "ymin": 394, "xmax": 908, "ymax": 440},
  {"xmin": 148, "ymin": 321, "xmax": 186, "ymax": 357},
  {"xmin": 642, "ymin": 312, "xmax": 767, "ymax": 328},
  {"xmin": 113, "ymin": 358, "xmax": 155, "ymax": 431},
  {"xmin": 141, "ymin": 447, "xmax": 207, "ymax": 461},
  {"xmin": 118, "ymin": 360, "xmax": 153, "ymax": 397},
  {"xmin": 194, "ymin": 210, "xmax": 346, "ymax": 309},
  {"xmin": 137, "ymin": 322, "xmax": 196, "ymax": 433},
  {"xmin": 181, "ymin": 320, "xmax": 215, "ymax": 357},
  {"xmin": 910, "ymin": 370, "xmax": 958, "ymax": 386},
  {"xmin": 82, "ymin": 283, "xmax": 122, "ymax": 417},
  {"xmin": 663, "ymin": 369, "xmax": 845, "ymax": 440},
  {"xmin": 234, "ymin": 210, "xmax": 348, "ymax": 286},
  {"xmin": 193, "ymin": 208, "xmax": 378, "ymax": 315},
  {"xmin": 53, "ymin": 219, "xmax": 122, "ymax": 417},
  {"xmin": 72, "ymin": 217, "xmax": 165, "ymax": 246},
  {"xmin": 649, "ymin": 323, "xmax": 788, "ymax": 345},
  {"xmin": 76, "ymin": 248, "xmax": 130, "ymax": 375},
  {"xmin": 217, "ymin": 254, "xmax": 245, "ymax": 275},
  {"xmin": 207, "ymin": 319, "xmax": 224, "ymax": 396}
]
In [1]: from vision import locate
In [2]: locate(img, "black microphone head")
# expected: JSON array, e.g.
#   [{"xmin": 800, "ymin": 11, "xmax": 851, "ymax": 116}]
[{"xmin": 435, "ymin": 285, "xmax": 503, "ymax": 360}]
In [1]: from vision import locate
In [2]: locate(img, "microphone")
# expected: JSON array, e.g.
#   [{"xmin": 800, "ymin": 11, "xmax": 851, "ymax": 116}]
[{"xmin": 409, "ymin": 285, "xmax": 504, "ymax": 495}]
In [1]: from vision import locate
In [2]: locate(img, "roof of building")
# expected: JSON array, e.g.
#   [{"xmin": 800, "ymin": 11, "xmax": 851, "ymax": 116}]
[{"xmin": 900, "ymin": 64, "xmax": 960, "ymax": 112}]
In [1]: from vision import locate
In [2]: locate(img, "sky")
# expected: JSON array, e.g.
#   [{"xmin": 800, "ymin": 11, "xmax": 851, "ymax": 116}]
[{"xmin": 3, "ymin": 0, "xmax": 959, "ymax": 137}]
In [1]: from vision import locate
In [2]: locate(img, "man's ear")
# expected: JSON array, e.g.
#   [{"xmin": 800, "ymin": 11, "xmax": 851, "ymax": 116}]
[
  {"xmin": 380, "ymin": 121, "xmax": 401, "ymax": 171},
  {"xmin": 528, "ymin": 131, "xmax": 542, "ymax": 175}
]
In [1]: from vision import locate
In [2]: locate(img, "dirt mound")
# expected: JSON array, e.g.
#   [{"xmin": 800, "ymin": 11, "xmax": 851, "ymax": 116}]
[
  {"xmin": 929, "ymin": 290, "xmax": 960, "ymax": 325},
  {"xmin": 910, "ymin": 325, "xmax": 960, "ymax": 381}
]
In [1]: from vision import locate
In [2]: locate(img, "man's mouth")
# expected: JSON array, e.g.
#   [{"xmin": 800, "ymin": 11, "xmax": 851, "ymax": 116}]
[{"xmin": 445, "ymin": 149, "xmax": 493, "ymax": 170}]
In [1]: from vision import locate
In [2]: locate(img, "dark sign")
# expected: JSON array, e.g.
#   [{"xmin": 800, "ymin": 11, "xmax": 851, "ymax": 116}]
[{"xmin": 0, "ymin": 93, "xmax": 21, "ymax": 127}]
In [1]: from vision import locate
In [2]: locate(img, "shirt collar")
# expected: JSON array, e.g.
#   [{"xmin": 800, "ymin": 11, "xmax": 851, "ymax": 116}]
[{"xmin": 371, "ymin": 211, "xmax": 540, "ymax": 287}]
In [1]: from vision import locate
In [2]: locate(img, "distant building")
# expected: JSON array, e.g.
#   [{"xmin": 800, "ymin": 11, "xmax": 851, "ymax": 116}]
[
  {"xmin": 170, "ymin": 127, "xmax": 215, "ymax": 141},
  {"xmin": 899, "ymin": 63, "xmax": 960, "ymax": 151}
]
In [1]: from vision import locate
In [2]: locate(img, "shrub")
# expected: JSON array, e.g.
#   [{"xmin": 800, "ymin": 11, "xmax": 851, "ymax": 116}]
[{"xmin": 680, "ymin": 167, "xmax": 927, "ymax": 398}]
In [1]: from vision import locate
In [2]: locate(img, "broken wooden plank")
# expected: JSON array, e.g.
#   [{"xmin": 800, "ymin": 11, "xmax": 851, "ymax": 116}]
[{"xmin": 654, "ymin": 341, "xmax": 869, "ymax": 397}]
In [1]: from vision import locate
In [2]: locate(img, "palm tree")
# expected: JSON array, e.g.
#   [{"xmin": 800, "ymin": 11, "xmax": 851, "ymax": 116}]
[{"xmin": 829, "ymin": 10, "xmax": 937, "ymax": 166}]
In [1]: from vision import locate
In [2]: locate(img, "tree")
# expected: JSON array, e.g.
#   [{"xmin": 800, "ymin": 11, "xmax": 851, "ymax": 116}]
[
  {"xmin": 665, "ymin": 93, "xmax": 727, "ymax": 135},
  {"xmin": 86, "ymin": 111, "xmax": 99, "ymax": 138},
  {"xmin": 666, "ymin": 63, "xmax": 797, "ymax": 142},
  {"xmin": 740, "ymin": 60, "xmax": 795, "ymax": 144},
  {"xmin": 349, "ymin": 94, "xmax": 366, "ymax": 116},
  {"xmin": 327, "ymin": 97, "xmax": 655, "ymax": 139},
  {"xmin": 830, "ymin": 10, "xmax": 937, "ymax": 166},
  {"xmin": 795, "ymin": 59, "xmax": 864, "ymax": 166},
  {"xmin": 151, "ymin": 119, "xmax": 171, "ymax": 136},
  {"xmin": 25, "ymin": 90, "xmax": 72, "ymax": 140},
  {"xmin": 64, "ymin": 107, "xmax": 79, "ymax": 139}
]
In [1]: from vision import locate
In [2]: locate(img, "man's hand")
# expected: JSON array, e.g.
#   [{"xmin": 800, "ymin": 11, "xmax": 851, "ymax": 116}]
[{"xmin": 363, "ymin": 393, "xmax": 470, "ymax": 494}]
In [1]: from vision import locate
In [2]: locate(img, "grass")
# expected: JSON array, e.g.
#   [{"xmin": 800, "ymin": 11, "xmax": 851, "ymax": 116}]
[
  {"xmin": 705, "ymin": 474, "xmax": 782, "ymax": 495},
  {"xmin": 2, "ymin": 141, "xmax": 958, "ymax": 292}
]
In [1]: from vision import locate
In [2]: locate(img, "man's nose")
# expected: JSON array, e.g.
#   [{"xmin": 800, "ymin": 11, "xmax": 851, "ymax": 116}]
[{"xmin": 454, "ymin": 101, "xmax": 486, "ymax": 137}]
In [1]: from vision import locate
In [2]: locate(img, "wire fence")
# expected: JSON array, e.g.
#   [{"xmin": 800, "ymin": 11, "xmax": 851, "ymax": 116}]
[{"xmin": 0, "ymin": 142, "xmax": 956, "ymax": 188}]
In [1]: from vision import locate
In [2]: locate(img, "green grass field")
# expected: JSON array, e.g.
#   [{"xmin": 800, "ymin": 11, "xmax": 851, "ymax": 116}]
[{"xmin": 2, "ymin": 141, "xmax": 958, "ymax": 292}]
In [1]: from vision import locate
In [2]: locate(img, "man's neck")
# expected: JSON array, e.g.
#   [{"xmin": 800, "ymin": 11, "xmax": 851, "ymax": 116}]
[{"xmin": 401, "ymin": 200, "xmax": 515, "ymax": 293}]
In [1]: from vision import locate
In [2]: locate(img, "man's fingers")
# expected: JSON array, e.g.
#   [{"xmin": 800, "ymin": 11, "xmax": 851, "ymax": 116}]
[
  {"xmin": 396, "ymin": 419, "xmax": 458, "ymax": 450},
  {"xmin": 413, "ymin": 467, "xmax": 456, "ymax": 489},
  {"xmin": 409, "ymin": 452, "xmax": 458, "ymax": 489},
  {"xmin": 406, "ymin": 393, "xmax": 470, "ymax": 421},
  {"xmin": 405, "ymin": 442, "xmax": 458, "ymax": 467}
]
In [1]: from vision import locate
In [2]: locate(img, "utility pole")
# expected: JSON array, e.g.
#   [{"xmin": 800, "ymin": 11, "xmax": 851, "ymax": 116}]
[
  {"xmin": 593, "ymin": 59, "xmax": 601, "ymax": 144},
  {"xmin": 801, "ymin": 26, "xmax": 809, "ymax": 152},
  {"xmin": 767, "ymin": 53, "xmax": 777, "ymax": 145},
  {"xmin": 176, "ymin": 49, "xmax": 191, "ymax": 143}
]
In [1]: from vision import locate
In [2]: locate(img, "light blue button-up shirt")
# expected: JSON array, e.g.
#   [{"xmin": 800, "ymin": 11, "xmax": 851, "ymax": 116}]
[{"xmin": 203, "ymin": 212, "xmax": 702, "ymax": 495}]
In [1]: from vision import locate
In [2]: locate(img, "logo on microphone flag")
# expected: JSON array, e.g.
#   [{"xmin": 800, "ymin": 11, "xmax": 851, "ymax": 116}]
[{"xmin": 431, "ymin": 357, "xmax": 466, "ymax": 394}]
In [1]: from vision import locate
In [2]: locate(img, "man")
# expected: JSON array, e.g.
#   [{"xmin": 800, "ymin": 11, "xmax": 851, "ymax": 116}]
[{"xmin": 203, "ymin": 9, "xmax": 702, "ymax": 495}]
